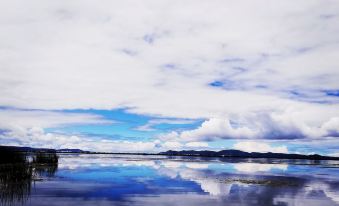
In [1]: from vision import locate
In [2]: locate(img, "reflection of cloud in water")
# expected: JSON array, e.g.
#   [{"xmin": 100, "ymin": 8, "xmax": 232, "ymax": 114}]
[
  {"xmin": 185, "ymin": 162, "xmax": 209, "ymax": 169},
  {"xmin": 322, "ymin": 188, "xmax": 339, "ymax": 204},
  {"xmin": 59, "ymin": 155, "xmax": 231, "ymax": 196},
  {"xmin": 58, "ymin": 154, "xmax": 160, "ymax": 170},
  {"xmin": 233, "ymin": 163, "xmax": 288, "ymax": 173},
  {"xmin": 193, "ymin": 178, "xmax": 232, "ymax": 196},
  {"xmin": 161, "ymin": 161, "xmax": 182, "ymax": 168},
  {"xmin": 159, "ymin": 161, "xmax": 287, "ymax": 196},
  {"xmin": 178, "ymin": 168, "xmax": 231, "ymax": 196},
  {"xmin": 56, "ymin": 155, "xmax": 339, "ymax": 205},
  {"xmin": 158, "ymin": 164, "xmax": 235, "ymax": 196},
  {"xmin": 156, "ymin": 159, "xmax": 338, "ymax": 204},
  {"xmin": 304, "ymin": 182, "xmax": 339, "ymax": 204}
]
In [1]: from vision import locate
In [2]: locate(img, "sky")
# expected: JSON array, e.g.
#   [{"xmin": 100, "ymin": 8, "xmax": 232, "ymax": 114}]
[{"xmin": 0, "ymin": 0, "xmax": 339, "ymax": 155}]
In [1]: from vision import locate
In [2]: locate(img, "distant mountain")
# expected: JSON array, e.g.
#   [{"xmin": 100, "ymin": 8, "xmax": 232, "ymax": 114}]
[
  {"xmin": 0, "ymin": 146, "xmax": 88, "ymax": 153},
  {"xmin": 2, "ymin": 145, "xmax": 338, "ymax": 160},
  {"xmin": 159, "ymin": 150, "xmax": 339, "ymax": 160}
]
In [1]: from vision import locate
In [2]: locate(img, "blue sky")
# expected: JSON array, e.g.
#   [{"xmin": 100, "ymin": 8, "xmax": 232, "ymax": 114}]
[
  {"xmin": 46, "ymin": 109, "xmax": 202, "ymax": 142},
  {"xmin": 0, "ymin": 0, "xmax": 339, "ymax": 155}
]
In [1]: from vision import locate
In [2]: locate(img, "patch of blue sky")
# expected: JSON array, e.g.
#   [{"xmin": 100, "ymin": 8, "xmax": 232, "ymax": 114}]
[
  {"xmin": 46, "ymin": 124, "xmax": 156, "ymax": 142},
  {"xmin": 46, "ymin": 109, "xmax": 152, "ymax": 141},
  {"xmin": 285, "ymin": 89, "xmax": 339, "ymax": 104},
  {"xmin": 324, "ymin": 89, "xmax": 339, "ymax": 97},
  {"xmin": 208, "ymin": 139, "xmax": 236, "ymax": 150},
  {"xmin": 209, "ymin": 81, "xmax": 224, "ymax": 87},
  {"xmin": 209, "ymin": 80, "xmax": 238, "ymax": 90},
  {"xmin": 288, "ymin": 144, "xmax": 324, "ymax": 155},
  {"xmin": 61, "ymin": 109, "xmax": 150, "ymax": 124},
  {"xmin": 153, "ymin": 120, "xmax": 203, "ymax": 131},
  {"xmin": 48, "ymin": 109, "xmax": 201, "ymax": 141},
  {"xmin": 286, "ymin": 90, "xmax": 315, "ymax": 102}
]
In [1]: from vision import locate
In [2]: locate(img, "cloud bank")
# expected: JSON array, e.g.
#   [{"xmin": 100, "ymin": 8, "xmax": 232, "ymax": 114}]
[{"xmin": 0, "ymin": 0, "xmax": 339, "ymax": 151}]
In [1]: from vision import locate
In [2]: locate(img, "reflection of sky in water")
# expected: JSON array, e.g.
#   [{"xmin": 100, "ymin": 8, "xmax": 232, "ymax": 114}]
[{"xmin": 21, "ymin": 155, "xmax": 339, "ymax": 205}]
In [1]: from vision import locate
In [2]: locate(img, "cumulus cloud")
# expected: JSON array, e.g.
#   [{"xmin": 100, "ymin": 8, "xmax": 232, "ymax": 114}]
[
  {"xmin": 0, "ymin": 126, "xmax": 156, "ymax": 152},
  {"xmin": 0, "ymin": 108, "xmax": 115, "ymax": 147},
  {"xmin": 160, "ymin": 141, "xmax": 208, "ymax": 150},
  {"xmin": 0, "ymin": 108, "xmax": 154, "ymax": 152},
  {"xmin": 185, "ymin": 141, "xmax": 209, "ymax": 148},
  {"xmin": 159, "ymin": 108, "xmax": 339, "ymax": 141},
  {"xmin": 162, "ymin": 141, "xmax": 183, "ymax": 150},
  {"xmin": 0, "ymin": 108, "xmax": 208, "ymax": 152},
  {"xmin": 233, "ymin": 141, "xmax": 288, "ymax": 153}
]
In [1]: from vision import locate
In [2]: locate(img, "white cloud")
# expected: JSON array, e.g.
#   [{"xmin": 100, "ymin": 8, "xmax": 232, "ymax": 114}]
[
  {"xmin": 185, "ymin": 142, "xmax": 209, "ymax": 148},
  {"xmin": 233, "ymin": 141, "xmax": 288, "ymax": 153},
  {"xmin": 160, "ymin": 141, "xmax": 209, "ymax": 151},
  {"xmin": 303, "ymin": 182, "xmax": 339, "ymax": 204},
  {"xmin": 180, "ymin": 118, "xmax": 257, "ymax": 141},
  {"xmin": 159, "ymin": 109, "xmax": 339, "ymax": 141},
  {"xmin": 233, "ymin": 163, "xmax": 288, "ymax": 173},
  {"xmin": 161, "ymin": 161, "xmax": 182, "ymax": 169},
  {"xmin": 0, "ymin": 0, "xmax": 339, "ymax": 147},
  {"xmin": 0, "ymin": 126, "xmax": 156, "ymax": 152},
  {"xmin": 0, "ymin": 0, "xmax": 338, "ymax": 116},
  {"xmin": 0, "ymin": 108, "xmax": 112, "ymax": 130},
  {"xmin": 328, "ymin": 153, "xmax": 339, "ymax": 157},
  {"xmin": 184, "ymin": 162, "xmax": 209, "ymax": 169},
  {"xmin": 0, "ymin": 109, "xmax": 159, "ymax": 152},
  {"xmin": 158, "ymin": 140, "xmax": 208, "ymax": 151},
  {"xmin": 174, "ymin": 168, "xmax": 232, "ymax": 196},
  {"xmin": 162, "ymin": 141, "xmax": 183, "ymax": 150}
]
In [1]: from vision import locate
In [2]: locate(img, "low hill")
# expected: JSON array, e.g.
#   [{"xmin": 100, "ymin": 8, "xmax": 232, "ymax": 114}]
[{"xmin": 159, "ymin": 150, "xmax": 339, "ymax": 160}]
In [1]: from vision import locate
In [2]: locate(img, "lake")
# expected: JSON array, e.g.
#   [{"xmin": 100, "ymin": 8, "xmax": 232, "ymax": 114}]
[{"xmin": 1, "ymin": 154, "xmax": 338, "ymax": 206}]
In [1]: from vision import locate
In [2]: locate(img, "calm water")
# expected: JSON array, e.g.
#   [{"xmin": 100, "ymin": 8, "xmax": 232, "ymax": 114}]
[{"xmin": 1, "ymin": 154, "xmax": 338, "ymax": 206}]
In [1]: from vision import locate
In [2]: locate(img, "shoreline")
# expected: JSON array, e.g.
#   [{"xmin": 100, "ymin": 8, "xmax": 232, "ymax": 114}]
[{"xmin": 54, "ymin": 151, "xmax": 339, "ymax": 161}]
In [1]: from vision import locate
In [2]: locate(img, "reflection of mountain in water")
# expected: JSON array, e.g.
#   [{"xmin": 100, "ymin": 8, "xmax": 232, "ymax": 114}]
[{"xmin": 0, "ymin": 147, "xmax": 58, "ymax": 205}]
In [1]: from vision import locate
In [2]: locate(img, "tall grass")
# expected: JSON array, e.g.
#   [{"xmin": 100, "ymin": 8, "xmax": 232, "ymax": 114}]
[{"xmin": 0, "ymin": 147, "xmax": 59, "ymax": 205}]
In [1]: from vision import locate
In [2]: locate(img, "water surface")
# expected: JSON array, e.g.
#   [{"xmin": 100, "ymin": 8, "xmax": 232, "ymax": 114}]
[{"xmin": 1, "ymin": 154, "xmax": 338, "ymax": 206}]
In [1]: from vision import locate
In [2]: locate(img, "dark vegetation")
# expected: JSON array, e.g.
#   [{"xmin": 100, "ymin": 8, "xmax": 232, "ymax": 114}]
[{"xmin": 0, "ymin": 146, "xmax": 59, "ymax": 205}]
